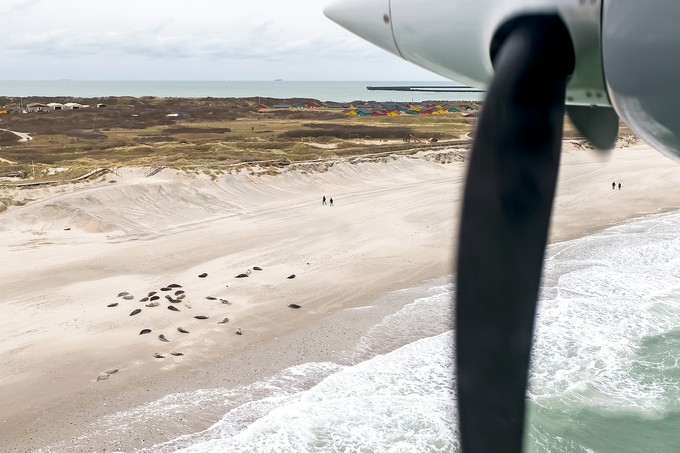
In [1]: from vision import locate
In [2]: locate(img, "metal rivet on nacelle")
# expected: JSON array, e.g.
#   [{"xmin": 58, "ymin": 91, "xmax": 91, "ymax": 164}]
[{"xmin": 383, "ymin": 14, "xmax": 390, "ymax": 24}]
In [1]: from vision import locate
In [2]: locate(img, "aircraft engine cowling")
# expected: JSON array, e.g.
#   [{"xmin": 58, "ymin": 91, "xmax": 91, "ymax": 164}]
[
  {"xmin": 602, "ymin": 0, "xmax": 680, "ymax": 160},
  {"xmin": 325, "ymin": 0, "xmax": 610, "ymax": 108}
]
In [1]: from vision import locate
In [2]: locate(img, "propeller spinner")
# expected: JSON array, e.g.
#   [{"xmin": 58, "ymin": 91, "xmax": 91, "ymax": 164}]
[{"xmin": 325, "ymin": 1, "xmax": 680, "ymax": 452}]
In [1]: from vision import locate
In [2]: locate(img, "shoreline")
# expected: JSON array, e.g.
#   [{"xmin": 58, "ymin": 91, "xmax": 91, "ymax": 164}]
[{"xmin": 4, "ymin": 142, "xmax": 680, "ymax": 450}]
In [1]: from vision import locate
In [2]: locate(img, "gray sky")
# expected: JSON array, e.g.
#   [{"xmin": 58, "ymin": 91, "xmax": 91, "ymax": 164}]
[{"xmin": 1, "ymin": 0, "xmax": 446, "ymax": 81}]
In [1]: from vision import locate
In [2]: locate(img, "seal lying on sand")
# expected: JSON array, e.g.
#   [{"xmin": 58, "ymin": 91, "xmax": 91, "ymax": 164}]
[
  {"xmin": 139, "ymin": 329, "xmax": 152, "ymax": 335},
  {"xmin": 253, "ymin": 266, "xmax": 263, "ymax": 271},
  {"xmin": 235, "ymin": 328, "xmax": 243, "ymax": 335},
  {"xmin": 171, "ymin": 351, "xmax": 184, "ymax": 356},
  {"xmin": 235, "ymin": 273, "xmax": 249, "ymax": 278},
  {"xmin": 158, "ymin": 334, "xmax": 169, "ymax": 342},
  {"xmin": 117, "ymin": 292, "xmax": 129, "ymax": 297},
  {"xmin": 167, "ymin": 305, "xmax": 180, "ymax": 312},
  {"xmin": 146, "ymin": 301, "xmax": 160, "ymax": 307},
  {"xmin": 122, "ymin": 295, "xmax": 134, "ymax": 300},
  {"xmin": 217, "ymin": 317, "xmax": 230, "ymax": 324},
  {"xmin": 168, "ymin": 283, "xmax": 182, "ymax": 288},
  {"xmin": 129, "ymin": 308, "xmax": 142, "ymax": 316},
  {"xmin": 107, "ymin": 303, "xmax": 118, "ymax": 308},
  {"xmin": 177, "ymin": 327, "xmax": 189, "ymax": 333},
  {"xmin": 287, "ymin": 274, "xmax": 296, "ymax": 279},
  {"xmin": 150, "ymin": 295, "xmax": 160, "ymax": 301},
  {"xmin": 206, "ymin": 296, "xmax": 217, "ymax": 300},
  {"xmin": 140, "ymin": 297, "xmax": 149, "ymax": 302},
  {"xmin": 194, "ymin": 315, "xmax": 209, "ymax": 320},
  {"xmin": 198, "ymin": 273, "xmax": 208, "ymax": 278},
  {"xmin": 288, "ymin": 304, "xmax": 302, "ymax": 309},
  {"xmin": 153, "ymin": 353, "xmax": 165, "ymax": 359}
]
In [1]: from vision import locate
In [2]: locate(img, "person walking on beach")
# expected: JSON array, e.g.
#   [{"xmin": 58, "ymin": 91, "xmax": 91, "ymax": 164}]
[
  {"xmin": 330, "ymin": 198, "xmax": 334, "ymax": 207},
  {"xmin": 612, "ymin": 181, "xmax": 616, "ymax": 190},
  {"xmin": 322, "ymin": 195, "xmax": 327, "ymax": 205},
  {"xmin": 618, "ymin": 183, "xmax": 622, "ymax": 190}
]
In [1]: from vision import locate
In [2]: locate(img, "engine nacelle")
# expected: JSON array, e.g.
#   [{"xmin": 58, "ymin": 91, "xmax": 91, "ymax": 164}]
[
  {"xmin": 602, "ymin": 0, "xmax": 680, "ymax": 160},
  {"xmin": 325, "ymin": 0, "xmax": 609, "ymax": 107}
]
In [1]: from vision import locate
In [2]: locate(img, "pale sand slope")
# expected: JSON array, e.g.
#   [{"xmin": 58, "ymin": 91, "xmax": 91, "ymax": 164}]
[{"xmin": 2, "ymin": 142, "xmax": 680, "ymax": 449}]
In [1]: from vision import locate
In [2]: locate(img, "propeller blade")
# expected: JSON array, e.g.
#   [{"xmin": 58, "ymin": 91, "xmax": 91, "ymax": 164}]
[
  {"xmin": 566, "ymin": 105, "xmax": 619, "ymax": 150},
  {"xmin": 455, "ymin": 15, "xmax": 574, "ymax": 453}
]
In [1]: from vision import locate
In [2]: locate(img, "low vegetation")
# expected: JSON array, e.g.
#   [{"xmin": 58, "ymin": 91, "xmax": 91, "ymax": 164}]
[{"xmin": 0, "ymin": 95, "xmax": 630, "ymax": 184}]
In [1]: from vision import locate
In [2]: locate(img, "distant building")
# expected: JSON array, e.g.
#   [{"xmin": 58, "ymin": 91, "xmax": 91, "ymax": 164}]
[
  {"xmin": 47, "ymin": 102, "xmax": 64, "ymax": 110},
  {"xmin": 26, "ymin": 103, "xmax": 50, "ymax": 113}
]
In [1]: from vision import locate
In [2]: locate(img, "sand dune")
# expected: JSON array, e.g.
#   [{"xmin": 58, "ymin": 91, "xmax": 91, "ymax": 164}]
[{"xmin": 3, "ymin": 143, "xmax": 680, "ymax": 450}]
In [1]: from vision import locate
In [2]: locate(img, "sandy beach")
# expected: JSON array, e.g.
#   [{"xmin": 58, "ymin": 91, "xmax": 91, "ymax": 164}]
[{"xmin": 2, "ymin": 140, "xmax": 680, "ymax": 451}]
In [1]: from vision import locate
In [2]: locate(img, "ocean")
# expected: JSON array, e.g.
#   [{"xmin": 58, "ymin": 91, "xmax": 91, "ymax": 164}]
[
  {"xmin": 0, "ymin": 80, "xmax": 484, "ymax": 103},
  {"xmin": 42, "ymin": 211, "xmax": 680, "ymax": 452}
]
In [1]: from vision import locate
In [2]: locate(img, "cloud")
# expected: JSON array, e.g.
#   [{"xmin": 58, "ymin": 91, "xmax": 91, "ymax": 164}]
[
  {"xmin": 0, "ymin": 0, "xmax": 443, "ymax": 81},
  {"xmin": 0, "ymin": 0, "xmax": 42, "ymax": 14}
]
